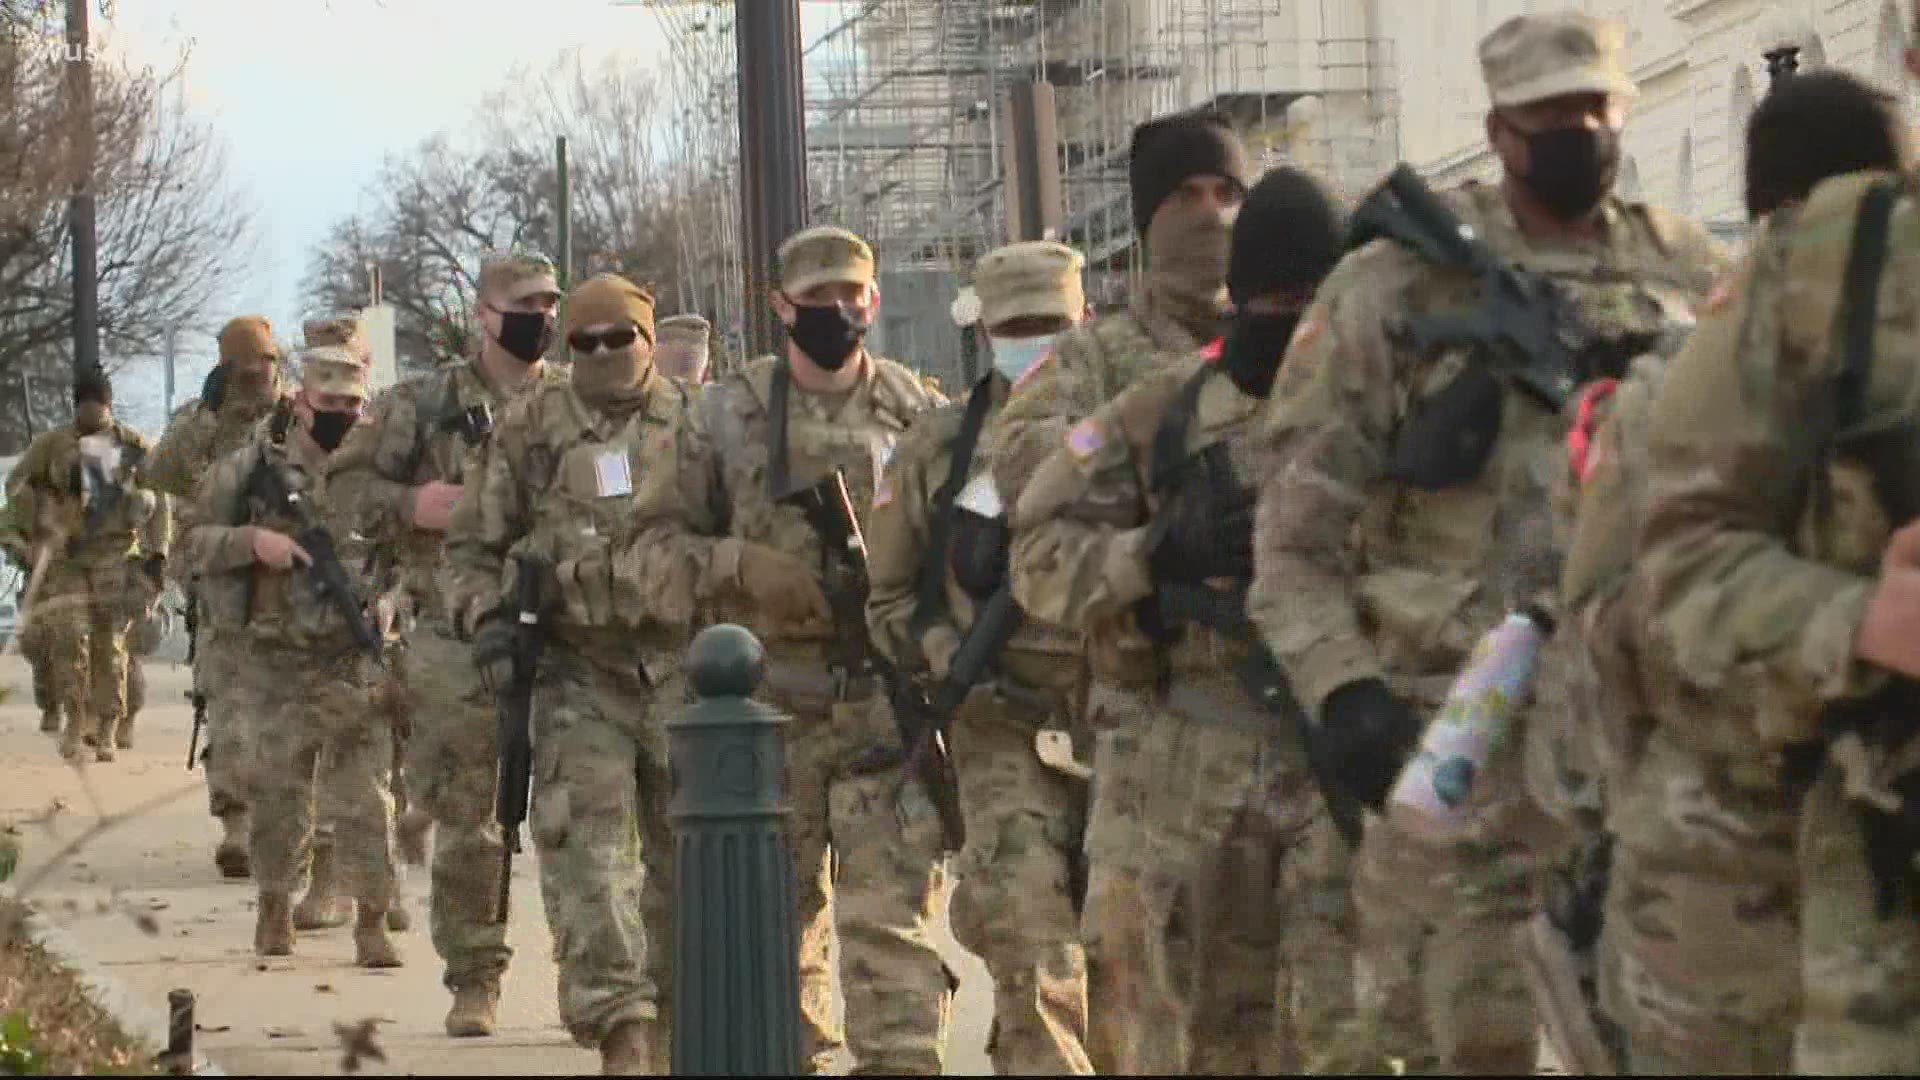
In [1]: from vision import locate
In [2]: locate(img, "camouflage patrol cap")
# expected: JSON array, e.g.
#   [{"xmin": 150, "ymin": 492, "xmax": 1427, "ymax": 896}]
[
  {"xmin": 478, "ymin": 251, "xmax": 561, "ymax": 303},
  {"xmin": 217, "ymin": 315, "xmax": 278, "ymax": 365},
  {"xmin": 777, "ymin": 226, "xmax": 875, "ymax": 294},
  {"xmin": 295, "ymin": 345, "xmax": 370, "ymax": 399},
  {"xmin": 973, "ymin": 241, "xmax": 1086, "ymax": 330},
  {"xmin": 657, "ymin": 313, "xmax": 710, "ymax": 346},
  {"xmin": 302, "ymin": 315, "xmax": 371, "ymax": 364},
  {"xmin": 1479, "ymin": 11, "xmax": 1636, "ymax": 108}
]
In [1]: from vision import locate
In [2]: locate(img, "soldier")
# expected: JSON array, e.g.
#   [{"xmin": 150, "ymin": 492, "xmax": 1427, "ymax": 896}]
[
  {"xmin": 1247, "ymin": 12, "xmax": 1723, "ymax": 1072},
  {"xmin": 1005, "ymin": 169, "xmax": 1351, "ymax": 1073},
  {"xmin": 1555, "ymin": 65, "xmax": 1911, "ymax": 1075},
  {"xmin": 330, "ymin": 251, "xmax": 565, "ymax": 1037},
  {"xmin": 184, "ymin": 343, "xmax": 401, "ymax": 965},
  {"xmin": 13, "ymin": 599, "xmax": 147, "ymax": 736},
  {"xmin": 654, "ymin": 313, "xmax": 711, "ymax": 383},
  {"xmin": 984, "ymin": 107, "xmax": 1246, "ymax": 1075},
  {"xmin": 149, "ymin": 314, "xmax": 286, "ymax": 877},
  {"xmin": 6, "ymin": 370, "xmax": 167, "ymax": 763},
  {"xmin": 443, "ymin": 271, "xmax": 822, "ymax": 1073},
  {"xmin": 700, "ymin": 225, "xmax": 951, "ymax": 1074},
  {"xmin": 865, "ymin": 240, "xmax": 1094, "ymax": 1074}
]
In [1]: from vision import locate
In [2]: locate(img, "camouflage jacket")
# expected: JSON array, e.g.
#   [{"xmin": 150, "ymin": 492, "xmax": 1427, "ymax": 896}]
[
  {"xmin": 1249, "ymin": 181, "xmax": 1724, "ymax": 719},
  {"xmin": 330, "ymin": 360, "xmax": 566, "ymax": 629},
  {"xmin": 702, "ymin": 351, "xmax": 944, "ymax": 660},
  {"xmin": 148, "ymin": 395, "xmax": 277, "ymax": 575},
  {"xmin": 441, "ymin": 369, "xmax": 733, "ymax": 669},
  {"xmin": 187, "ymin": 428, "xmax": 371, "ymax": 652},
  {"xmin": 1634, "ymin": 170, "xmax": 1919, "ymax": 753},
  {"xmin": 864, "ymin": 377, "xmax": 1080, "ymax": 695},
  {"xmin": 5, "ymin": 420, "xmax": 168, "ymax": 573}
]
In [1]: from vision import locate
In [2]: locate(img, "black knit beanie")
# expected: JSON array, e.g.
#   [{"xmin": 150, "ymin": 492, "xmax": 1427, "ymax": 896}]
[
  {"xmin": 1128, "ymin": 113, "xmax": 1251, "ymax": 234},
  {"xmin": 1228, "ymin": 166, "xmax": 1348, "ymax": 307}
]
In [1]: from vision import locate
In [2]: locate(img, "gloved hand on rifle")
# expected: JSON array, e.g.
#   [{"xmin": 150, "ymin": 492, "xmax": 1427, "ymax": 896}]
[
  {"xmin": 1313, "ymin": 677, "xmax": 1425, "ymax": 810},
  {"xmin": 734, "ymin": 541, "xmax": 833, "ymax": 630},
  {"xmin": 1145, "ymin": 490, "xmax": 1255, "ymax": 585},
  {"xmin": 470, "ymin": 610, "xmax": 518, "ymax": 694}
]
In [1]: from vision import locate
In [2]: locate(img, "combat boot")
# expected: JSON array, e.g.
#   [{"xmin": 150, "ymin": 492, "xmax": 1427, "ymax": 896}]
[
  {"xmin": 292, "ymin": 839, "xmax": 352, "ymax": 929},
  {"xmin": 214, "ymin": 811, "xmax": 251, "ymax": 878},
  {"xmin": 112, "ymin": 712, "xmax": 133, "ymax": 749},
  {"xmin": 385, "ymin": 895, "xmax": 412, "ymax": 932},
  {"xmin": 352, "ymin": 904, "xmax": 403, "ymax": 968},
  {"xmin": 444, "ymin": 980, "xmax": 501, "ymax": 1037},
  {"xmin": 38, "ymin": 709, "xmax": 59, "ymax": 733},
  {"xmin": 599, "ymin": 1020, "xmax": 653, "ymax": 1075},
  {"xmin": 57, "ymin": 725, "xmax": 85, "ymax": 763},
  {"xmin": 254, "ymin": 892, "xmax": 294, "ymax": 956}
]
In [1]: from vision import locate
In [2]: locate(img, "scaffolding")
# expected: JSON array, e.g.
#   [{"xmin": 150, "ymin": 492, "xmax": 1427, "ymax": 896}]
[{"xmin": 646, "ymin": 0, "xmax": 1399, "ymax": 381}]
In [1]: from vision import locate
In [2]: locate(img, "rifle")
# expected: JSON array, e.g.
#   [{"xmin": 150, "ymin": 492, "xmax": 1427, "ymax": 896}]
[
  {"xmin": 891, "ymin": 586, "xmax": 1028, "ymax": 853},
  {"xmin": 490, "ymin": 555, "xmax": 547, "ymax": 925},
  {"xmin": 244, "ymin": 458, "xmax": 384, "ymax": 664},
  {"xmin": 182, "ymin": 589, "xmax": 206, "ymax": 770},
  {"xmin": 783, "ymin": 469, "xmax": 968, "ymax": 850},
  {"xmin": 1154, "ymin": 581, "xmax": 1365, "ymax": 850},
  {"xmin": 1346, "ymin": 165, "xmax": 1661, "ymax": 489}
]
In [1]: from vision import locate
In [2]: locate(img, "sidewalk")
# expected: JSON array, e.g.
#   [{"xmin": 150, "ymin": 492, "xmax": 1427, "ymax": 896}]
[{"xmin": 0, "ymin": 654, "xmax": 992, "ymax": 1075}]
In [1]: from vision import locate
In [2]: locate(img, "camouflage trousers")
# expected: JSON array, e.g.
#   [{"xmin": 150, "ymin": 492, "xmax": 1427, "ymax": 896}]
[
  {"xmin": 1349, "ymin": 736, "xmax": 1548, "ymax": 1075},
  {"xmin": 405, "ymin": 625, "xmax": 512, "ymax": 992},
  {"xmin": 195, "ymin": 628, "xmax": 254, "ymax": 821},
  {"xmin": 238, "ymin": 643, "xmax": 395, "ymax": 903},
  {"xmin": 1079, "ymin": 679, "xmax": 1356, "ymax": 1074},
  {"xmin": 765, "ymin": 661, "xmax": 953, "ymax": 1075},
  {"xmin": 1600, "ymin": 732, "xmax": 1799, "ymax": 1074},
  {"xmin": 38, "ymin": 565, "xmax": 134, "ymax": 747},
  {"xmin": 1795, "ymin": 759, "xmax": 1920, "ymax": 1072},
  {"xmin": 26, "ymin": 614, "xmax": 148, "ymax": 729},
  {"xmin": 947, "ymin": 689, "xmax": 1091, "ymax": 1074},
  {"xmin": 526, "ymin": 646, "xmax": 673, "ymax": 1053}
]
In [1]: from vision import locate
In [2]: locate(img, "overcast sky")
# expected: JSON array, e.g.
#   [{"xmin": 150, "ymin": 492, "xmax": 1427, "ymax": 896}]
[{"xmin": 69, "ymin": 0, "xmax": 842, "ymax": 432}]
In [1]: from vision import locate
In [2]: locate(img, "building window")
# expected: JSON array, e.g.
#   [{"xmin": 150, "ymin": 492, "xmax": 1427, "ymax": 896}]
[
  {"xmin": 1677, "ymin": 131, "xmax": 1693, "ymax": 215},
  {"xmin": 1729, "ymin": 64, "xmax": 1754, "ymax": 154}
]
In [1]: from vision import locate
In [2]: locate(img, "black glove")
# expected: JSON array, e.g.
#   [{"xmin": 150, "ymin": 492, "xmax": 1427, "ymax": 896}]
[
  {"xmin": 141, "ymin": 553, "xmax": 165, "ymax": 589},
  {"xmin": 470, "ymin": 611, "xmax": 516, "ymax": 693},
  {"xmin": 1858, "ymin": 769, "xmax": 1920, "ymax": 920},
  {"xmin": 1147, "ymin": 488, "xmax": 1255, "ymax": 584},
  {"xmin": 1314, "ymin": 677, "xmax": 1425, "ymax": 810}
]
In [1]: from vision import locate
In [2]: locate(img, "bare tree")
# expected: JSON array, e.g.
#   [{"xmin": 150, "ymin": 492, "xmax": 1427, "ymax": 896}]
[{"xmin": 0, "ymin": 25, "xmax": 255, "ymax": 449}]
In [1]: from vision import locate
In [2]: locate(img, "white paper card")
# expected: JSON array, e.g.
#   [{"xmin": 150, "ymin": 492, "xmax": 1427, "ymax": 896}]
[
  {"xmin": 955, "ymin": 471, "xmax": 1003, "ymax": 519},
  {"xmin": 593, "ymin": 451, "xmax": 632, "ymax": 497}
]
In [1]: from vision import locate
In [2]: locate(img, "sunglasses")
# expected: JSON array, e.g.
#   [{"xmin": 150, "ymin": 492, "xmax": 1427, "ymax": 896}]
[{"xmin": 567, "ymin": 326, "xmax": 641, "ymax": 353}]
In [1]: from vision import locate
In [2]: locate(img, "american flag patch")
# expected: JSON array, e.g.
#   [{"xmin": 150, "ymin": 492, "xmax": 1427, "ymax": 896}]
[{"xmin": 1066, "ymin": 417, "xmax": 1104, "ymax": 460}]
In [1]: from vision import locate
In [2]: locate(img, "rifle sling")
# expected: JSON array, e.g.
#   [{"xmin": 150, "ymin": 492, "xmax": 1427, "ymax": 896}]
[{"xmin": 910, "ymin": 375, "xmax": 995, "ymax": 641}]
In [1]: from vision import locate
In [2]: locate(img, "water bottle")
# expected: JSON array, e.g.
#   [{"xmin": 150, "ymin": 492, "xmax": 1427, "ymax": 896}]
[{"xmin": 1389, "ymin": 605, "xmax": 1555, "ymax": 837}]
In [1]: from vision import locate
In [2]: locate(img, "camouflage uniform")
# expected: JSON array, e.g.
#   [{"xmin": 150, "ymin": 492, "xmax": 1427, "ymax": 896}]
[
  {"xmin": 1631, "ymin": 169, "xmax": 1920, "ymax": 1073},
  {"xmin": 331, "ymin": 255, "xmax": 568, "ymax": 1021},
  {"xmin": 701, "ymin": 227, "xmax": 952, "ymax": 1074},
  {"xmin": 865, "ymin": 242, "xmax": 1094, "ymax": 1074},
  {"xmin": 6, "ymin": 409, "xmax": 167, "ymax": 762},
  {"xmin": 1247, "ymin": 16, "xmax": 1723, "ymax": 1071},
  {"xmin": 148, "ymin": 314, "xmax": 286, "ymax": 873},
  {"xmin": 188, "ymin": 346, "xmax": 401, "ymax": 966},
  {"xmin": 443, "ymin": 272, "xmax": 771, "ymax": 1070}
]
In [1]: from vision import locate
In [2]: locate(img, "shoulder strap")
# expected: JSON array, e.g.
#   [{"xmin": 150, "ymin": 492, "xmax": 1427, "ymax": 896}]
[
  {"xmin": 1832, "ymin": 181, "xmax": 1902, "ymax": 434},
  {"xmin": 767, "ymin": 357, "xmax": 792, "ymax": 499},
  {"xmin": 1148, "ymin": 364, "xmax": 1217, "ymax": 493},
  {"xmin": 909, "ymin": 376, "xmax": 996, "ymax": 638}
]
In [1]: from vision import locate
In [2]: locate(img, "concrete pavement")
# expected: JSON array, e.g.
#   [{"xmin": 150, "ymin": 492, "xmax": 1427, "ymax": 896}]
[{"xmin": 0, "ymin": 654, "xmax": 993, "ymax": 1075}]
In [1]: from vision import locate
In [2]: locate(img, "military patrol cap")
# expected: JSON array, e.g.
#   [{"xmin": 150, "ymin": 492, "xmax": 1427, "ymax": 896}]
[
  {"xmin": 478, "ymin": 251, "xmax": 561, "ymax": 303},
  {"xmin": 973, "ymin": 241, "xmax": 1086, "ymax": 330},
  {"xmin": 218, "ymin": 315, "xmax": 278, "ymax": 366},
  {"xmin": 302, "ymin": 315, "xmax": 371, "ymax": 364},
  {"xmin": 657, "ymin": 313, "xmax": 710, "ymax": 346},
  {"xmin": 777, "ymin": 226, "xmax": 875, "ymax": 294},
  {"xmin": 565, "ymin": 273, "xmax": 657, "ymax": 344},
  {"xmin": 1479, "ymin": 11, "xmax": 1636, "ymax": 108},
  {"xmin": 295, "ymin": 345, "xmax": 370, "ymax": 399}
]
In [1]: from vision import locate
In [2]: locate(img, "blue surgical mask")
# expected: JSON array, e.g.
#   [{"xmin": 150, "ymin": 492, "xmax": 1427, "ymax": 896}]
[{"xmin": 989, "ymin": 333, "xmax": 1059, "ymax": 383}]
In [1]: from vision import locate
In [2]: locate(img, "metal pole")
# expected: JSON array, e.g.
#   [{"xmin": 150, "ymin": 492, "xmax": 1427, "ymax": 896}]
[
  {"xmin": 734, "ymin": 0, "xmax": 808, "ymax": 359},
  {"xmin": 67, "ymin": 0, "xmax": 99, "ymax": 382},
  {"xmin": 556, "ymin": 135, "xmax": 571, "ymax": 364},
  {"xmin": 163, "ymin": 324, "xmax": 176, "ymax": 418}
]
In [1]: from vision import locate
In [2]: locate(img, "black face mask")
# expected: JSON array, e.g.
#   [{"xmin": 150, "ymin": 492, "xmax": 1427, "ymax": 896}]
[
  {"xmin": 307, "ymin": 409, "xmax": 356, "ymax": 452},
  {"xmin": 1218, "ymin": 311, "xmax": 1301, "ymax": 399},
  {"xmin": 786, "ymin": 301, "xmax": 868, "ymax": 371},
  {"xmin": 1519, "ymin": 125, "xmax": 1619, "ymax": 221},
  {"xmin": 494, "ymin": 309, "xmax": 554, "ymax": 364}
]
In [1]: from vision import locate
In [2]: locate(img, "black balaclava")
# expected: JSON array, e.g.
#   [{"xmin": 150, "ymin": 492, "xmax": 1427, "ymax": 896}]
[{"xmin": 1220, "ymin": 166, "xmax": 1347, "ymax": 398}]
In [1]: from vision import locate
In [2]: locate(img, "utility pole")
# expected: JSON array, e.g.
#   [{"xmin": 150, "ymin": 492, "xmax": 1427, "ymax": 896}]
[
  {"xmin": 734, "ymin": 0, "xmax": 808, "ymax": 358},
  {"xmin": 1001, "ymin": 81, "xmax": 1063, "ymax": 243},
  {"xmin": 67, "ymin": 0, "xmax": 100, "ymax": 383},
  {"xmin": 556, "ymin": 135, "xmax": 571, "ymax": 362},
  {"xmin": 163, "ymin": 324, "xmax": 177, "ymax": 418}
]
